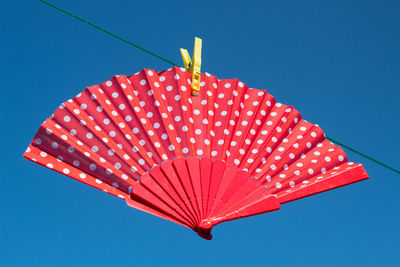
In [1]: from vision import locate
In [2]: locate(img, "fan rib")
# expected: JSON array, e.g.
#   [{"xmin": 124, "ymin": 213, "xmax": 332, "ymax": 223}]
[
  {"xmin": 146, "ymin": 165, "xmax": 198, "ymax": 227},
  {"xmin": 130, "ymin": 178, "xmax": 195, "ymax": 228},
  {"xmin": 159, "ymin": 162, "xmax": 200, "ymax": 225},
  {"xmin": 172, "ymin": 159, "xmax": 202, "ymax": 223}
]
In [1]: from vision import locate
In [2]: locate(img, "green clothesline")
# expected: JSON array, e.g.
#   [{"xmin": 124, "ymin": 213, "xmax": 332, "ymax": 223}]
[{"xmin": 38, "ymin": 0, "xmax": 400, "ymax": 175}]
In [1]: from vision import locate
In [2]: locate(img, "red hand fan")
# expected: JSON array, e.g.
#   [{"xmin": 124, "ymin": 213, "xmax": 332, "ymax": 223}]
[{"xmin": 24, "ymin": 66, "xmax": 369, "ymax": 239}]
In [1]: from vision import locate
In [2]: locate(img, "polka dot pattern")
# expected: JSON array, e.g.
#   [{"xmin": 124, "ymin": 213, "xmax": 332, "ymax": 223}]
[{"xmin": 24, "ymin": 66, "xmax": 367, "ymax": 206}]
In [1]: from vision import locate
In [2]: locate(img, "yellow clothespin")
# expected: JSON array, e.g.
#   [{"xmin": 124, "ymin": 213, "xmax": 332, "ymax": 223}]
[
  {"xmin": 180, "ymin": 37, "xmax": 202, "ymax": 96},
  {"xmin": 180, "ymin": 48, "xmax": 192, "ymax": 70}
]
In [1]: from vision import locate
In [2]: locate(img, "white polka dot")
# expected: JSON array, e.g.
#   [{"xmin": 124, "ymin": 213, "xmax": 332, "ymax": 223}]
[
  {"xmin": 168, "ymin": 115, "xmax": 179, "ymax": 123},
  {"xmin": 51, "ymin": 142, "xmax": 58, "ymax": 149}
]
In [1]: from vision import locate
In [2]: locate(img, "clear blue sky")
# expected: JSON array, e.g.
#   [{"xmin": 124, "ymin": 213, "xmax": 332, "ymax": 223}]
[{"xmin": 1, "ymin": 0, "xmax": 399, "ymax": 266}]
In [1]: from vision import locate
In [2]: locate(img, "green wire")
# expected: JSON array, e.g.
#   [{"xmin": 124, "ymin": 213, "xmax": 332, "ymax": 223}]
[
  {"xmin": 39, "ymin": 0, "xmax": 400, "ymax": 175},
  {"xmin": 327, "ymin": 137, "xmax": 400, "ymax": 174},
  {"xmin": 39, "ymin": 0, "xmax": 179, "ymax": 67}
]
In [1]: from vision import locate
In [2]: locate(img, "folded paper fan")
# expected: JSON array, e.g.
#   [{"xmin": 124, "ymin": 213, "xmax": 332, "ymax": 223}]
[{"xmin": 24, "ymin": 67, "xmax": 369, "ymax": 239}]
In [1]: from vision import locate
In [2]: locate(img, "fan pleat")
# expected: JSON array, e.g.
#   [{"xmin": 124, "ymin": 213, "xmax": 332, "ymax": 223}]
[{"xmin": 24, "ymin": 145, "xmax": 128, "ymax": 198}]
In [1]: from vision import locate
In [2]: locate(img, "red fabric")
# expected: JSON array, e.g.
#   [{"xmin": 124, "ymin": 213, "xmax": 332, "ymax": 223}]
[{"xmin": 24, "ymin": 67, "xmax": 369, "ymax": 239}]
